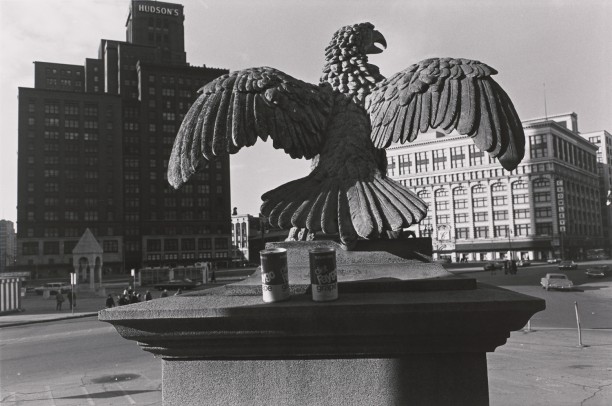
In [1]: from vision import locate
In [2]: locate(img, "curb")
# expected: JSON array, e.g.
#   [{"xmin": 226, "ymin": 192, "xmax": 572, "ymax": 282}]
[{"xmin": 0, "ymin": 312, "xmax": 98, "ymax": 328}]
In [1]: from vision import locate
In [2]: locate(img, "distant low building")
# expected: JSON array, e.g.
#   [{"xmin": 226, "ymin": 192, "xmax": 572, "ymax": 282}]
[{"xmin": 0, "ymin": 220, "xmax": 16, "ymax": 272}]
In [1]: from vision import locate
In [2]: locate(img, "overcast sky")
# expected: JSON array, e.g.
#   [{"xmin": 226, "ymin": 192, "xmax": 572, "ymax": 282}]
[{"xmin": 1, "ymin": 0, "xmax": 610, "ymax": 225}]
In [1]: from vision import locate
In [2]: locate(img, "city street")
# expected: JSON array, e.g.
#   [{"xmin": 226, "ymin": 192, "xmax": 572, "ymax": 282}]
[
  {"xmin": 0, "ymin": 318, "xmax": 161, "ymax": 405},
  {"xmin": 460, "ymin": 263, "xmax": 612, "ymax": 329}
]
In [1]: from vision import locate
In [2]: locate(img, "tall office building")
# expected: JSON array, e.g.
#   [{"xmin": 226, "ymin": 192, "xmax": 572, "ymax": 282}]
[
  {"xmin": 16, "ymin": 1, "xmax": 231, "ymax": 277},
  {"xmin": 387, "ymin": 112, "xmax": 607, "ymax": 262},
  {"xmin": 0, "ymin": 220, "xmax": 17, "ymax": 272}
]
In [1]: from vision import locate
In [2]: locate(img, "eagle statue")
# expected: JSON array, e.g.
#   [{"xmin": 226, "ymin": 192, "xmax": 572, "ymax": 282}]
[{"xmin": 168, "ymin": 22, "xmax": 525, "ymax": 249}]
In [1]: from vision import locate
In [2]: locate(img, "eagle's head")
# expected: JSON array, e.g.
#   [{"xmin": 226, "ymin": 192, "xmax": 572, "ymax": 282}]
[{"xmin": 320, "ymin": 22, "xmax": 387, "ymax": 103}]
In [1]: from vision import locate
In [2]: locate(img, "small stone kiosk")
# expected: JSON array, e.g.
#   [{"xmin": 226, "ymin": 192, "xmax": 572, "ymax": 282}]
[
  {"xmin": 72, "ymin": 228, "xmax": 104, "ymax": 292},
  {"xmin": 99, "ymin": 240, "xmax": 544, "ymax": 406}
]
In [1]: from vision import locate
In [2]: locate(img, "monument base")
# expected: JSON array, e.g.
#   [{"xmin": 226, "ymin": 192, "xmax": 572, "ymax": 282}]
[
  {"xmin": 163, "ymin": 354, "xmax": 487, "ymax": 406},
  {"xmin": 99, "ymin": 241, "xmax": 545, "ymax": 405}
]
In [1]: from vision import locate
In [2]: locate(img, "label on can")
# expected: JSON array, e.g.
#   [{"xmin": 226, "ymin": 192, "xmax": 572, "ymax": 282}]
[
  {"xmin": 260, "ymin": 248, "xmax": 290, "ymax": 303},
  {"xmin": 309, "ymin": 247, "xmax": 338, "ymax": 302}
]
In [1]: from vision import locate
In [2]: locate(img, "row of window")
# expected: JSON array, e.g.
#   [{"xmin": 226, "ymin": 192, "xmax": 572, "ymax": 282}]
[
  {"xmin": 146, "ymin": 237, "xmax": 228, "ymax": 252},
  {"xmin": 450, "ymin": 224, "xmax": 541, "ymax": 239}
]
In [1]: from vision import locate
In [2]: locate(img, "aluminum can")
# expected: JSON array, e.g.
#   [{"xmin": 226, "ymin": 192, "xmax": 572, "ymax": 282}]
[
  {"xmin": 259, "ymin": 248, "xmax": 290, "ymax": 303},
  {"xmin": 308, "ymin": 247, "xmax": 338, "ymax": 302}
]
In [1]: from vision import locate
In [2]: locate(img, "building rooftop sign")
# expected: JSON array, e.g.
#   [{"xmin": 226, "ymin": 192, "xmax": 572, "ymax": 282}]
[{"xmin": 133, "ymin": 0, "xmax": 182, "ymax": 17}]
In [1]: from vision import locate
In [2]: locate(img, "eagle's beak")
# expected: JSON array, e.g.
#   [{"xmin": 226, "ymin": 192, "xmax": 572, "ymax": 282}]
[{"xmin": 366, "ymin": 30, "xmax": 387, "ymax": 54}]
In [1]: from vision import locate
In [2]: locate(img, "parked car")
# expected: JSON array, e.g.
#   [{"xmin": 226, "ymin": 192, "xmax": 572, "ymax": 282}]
[
  {"xmin": 540, "ymin": 273, "xmax": 574, "ymax": 291},
  {"xmin": 558, "ymin": 260, "xmax": 578, "ymax": 270},
  {"xmin": 153, "ymin": 279, "xmax": 202, "ymax": 291},
  {"xmin": 585, "ymin": 265, "xmax": 611, "ymax": 278},
  {"xmin": 34, "ymin": 282, "xmax": 71, "ymax": 295},
  {"xmin": 483, "ymin": 261, "xmax": 504, "ymax": 271},
  {"xmin": 547, "ymin": 258, "xmax": 561, "ymax": 264},
  {"xmin": 517, "ymin": 260, "xmax": 531, "ymax": 267}
]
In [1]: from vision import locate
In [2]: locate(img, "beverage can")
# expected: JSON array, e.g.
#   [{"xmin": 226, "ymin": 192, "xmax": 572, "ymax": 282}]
[
  {"xmin": 308, "ymin": 247, "xmax": 338, "ymax": 302},
  {"xmin": 259, "ymin": 248, "xmax": 290, "ymax": 303}
]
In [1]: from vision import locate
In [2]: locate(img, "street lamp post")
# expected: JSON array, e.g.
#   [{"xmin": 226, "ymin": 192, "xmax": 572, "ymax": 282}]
[
  {"xmin": 507, "ymin": 227, "xmax": 513, "ymax": 261},
  {"xmin": 70, "ymin": 272, "xmax": 76, "ymax": 314},
  {"xmin": 131, "ymin": 268, "xmax": 136, "ymax": 289}
]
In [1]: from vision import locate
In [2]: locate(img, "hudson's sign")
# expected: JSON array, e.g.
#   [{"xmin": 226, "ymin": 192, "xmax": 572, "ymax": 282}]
[{"xmin": 136, "ymin": 3, "xmax": 181, "ymax": 16}]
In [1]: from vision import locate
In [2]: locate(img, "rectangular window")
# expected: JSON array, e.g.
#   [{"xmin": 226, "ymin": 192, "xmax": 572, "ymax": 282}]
[
  {"xmin": 494, "ymin": 225, "xmax": 510, "ymax": 237},
  {"xmin": 436, "ymin": 214, "xmax": 450, "ymax": 224},
  {"xmin": 432, "ymin": 149, "xmax": 447, "ymax": 171},
  {"xmin": 513, "ymin": 194, "xmax": 529, "ymax": 204},
  {"xmin": 472, "ymin": 197, "xmax": 487, "ymax": 208},
  {"xmin": 469, "ymin": 145, "xmax": 485, "ymax": 166},
  {"xmin": 23, "ymin": 242, "xmax": 39, "ymax": 255},
  {"xmin": 398, "ymin": 154, "xmax": 412, "ymax": 175},
  {"xmin": 454, "ymin": 199, "xmax": 468, "ymax": 209},
  {"xmin": 435, "ymin": 201, "xmax": 449, "ymax": 211},
  {"xmin": 474, "ymin": 226, "xmax": 489, "ymax": 238},
  {"xmin": 514, "ymin": 224, "xmax": 531, "ymax": 236},
  {"xmin": 43, "ymin": 241, "xmax": 59, "ymax": 255},
  {"xmin": 198, "ymin": 238, "xmax": 212, "ymax": 250},
  {"xmin": 102, "ymin": 240, "xmax": 118, "ymax": 253},
  {"xmin": 454, "ymin": 213, "xmax": 469, "ymax": 223},
  {"xmin": 533, "ymin": 192, "xmax": 551, "ymax": 203},
  {"xmin": 493, "ymin": 196, "xmax": 507, "ymax": 206},
  {"xmin": 493, "ymin": 210, "xmax": 508, "ymax": 221},
  {"xmin": 181, "ymin": 238, "xmax": 196, "ymax": 251},
  {"xmin": 473, "ymin": 212, "xmax": 488, "ymax": 222},
  {"xmin": 535, "ymin": 222, "xmax": 553, "ymax": 236},
  {"xmin": 215, "ymin": 238, "xmax": 229, "ymax": 250},
  {"xmin": 164, "ymin": 238, "xmax": 179, "ymax": 251},
  {"xmin": 455, "ymin": 227, "xmax": 469, "ymax": 239},
  {"xmin": 514, "ymin": 209, "xmax": 530, "ymax": 219},
  {"xmin": 529, "ymin": 134, "xmax": 548, "ymax": 159},
  {"xmin": 535, "ymin": 207, "xmax": 552, "ymax": 218},
  {"xmin": 415, "ymin": 152, "xmax": 429, "ymax": 173},
  {"xmin": 450, "ymin": 146, "xmax": 465, "ymax": 168}
]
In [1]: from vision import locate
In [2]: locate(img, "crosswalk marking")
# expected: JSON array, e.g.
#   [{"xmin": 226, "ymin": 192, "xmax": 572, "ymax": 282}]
[
  {"xmin": 115, "ymin": 383, "xmax": 137, "ymax": 404},
  {"xmin": 80, "ymin": 386, "xmax": 95, "ymax": 405}
]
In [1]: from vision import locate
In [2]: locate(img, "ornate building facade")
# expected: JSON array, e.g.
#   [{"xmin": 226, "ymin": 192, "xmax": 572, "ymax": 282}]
[{"xmin": 387, "ymin": 112, "xmax": 607, "ymax": 262}]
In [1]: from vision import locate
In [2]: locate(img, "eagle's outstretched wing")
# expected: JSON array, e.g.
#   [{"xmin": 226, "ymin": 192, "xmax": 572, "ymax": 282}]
[
  {"xmin": 365, "ymin": 58, "xmax": 524, "ymax": 170},
  {"xmin": 167, "ymin": 67, "xmax": 334, "ymax": 188}
]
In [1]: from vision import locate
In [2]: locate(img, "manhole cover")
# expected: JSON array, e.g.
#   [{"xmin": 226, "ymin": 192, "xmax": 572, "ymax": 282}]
[{"xmin": 91, "ymin": 373, "xmax": 140, "ymax": 383}]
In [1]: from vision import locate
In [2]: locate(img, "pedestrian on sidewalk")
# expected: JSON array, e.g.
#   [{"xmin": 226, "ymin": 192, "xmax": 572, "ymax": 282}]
[
  {"xmin": 145, "ymin": 291, "xmax": 152, "ymax": 301},
  {"xmin": 160, "ymin": 289, "xmax": 168, "ymax": 298},
  {"xmin": 105, "ymin": 294, "xmax": 116, "ymax": 308},
  {"xmin": 55, "ymin": 292, "xmax": 65, "ymax": 311},
  {"xmin": 67, "ymin": 291, "xmax": 73, "ymax": 308},
  {"xmin": 71, "ymin": 291, "xmax": 77, "ymax": 307}
]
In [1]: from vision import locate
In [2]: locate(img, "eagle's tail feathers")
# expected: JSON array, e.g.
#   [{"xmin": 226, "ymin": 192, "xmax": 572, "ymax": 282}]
[
  {"xmin": 320, "ymin": 183, "xmax": 339, "ymax": 234},
  {"xmin": 260, "ymin": 174, "xmax": 428, "ymax": 247}
]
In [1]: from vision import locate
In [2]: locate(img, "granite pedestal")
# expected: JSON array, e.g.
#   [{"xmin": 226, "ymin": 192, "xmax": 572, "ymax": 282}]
[{"xmin": 99, "ymin": 241, "xmax": 545, "ymax": 405}]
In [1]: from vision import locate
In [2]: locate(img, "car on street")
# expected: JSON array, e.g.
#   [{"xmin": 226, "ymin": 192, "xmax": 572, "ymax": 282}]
[
  {"xmin": 585, "ymin": 265, "xmax": 611, "ymax": 278},
  {"xmin": 483, "ymin": 261, "xmax": 504, "ymax": 271},
  {"xmin": 34, "ymin": 282, "xmax": 71, "ymax": 295},
  {"xmin": 517, "ymin": 260, "xmax": 531, "ymax": 267},
  {"xmin": 547, "ymin": 258, "xmax": 561, "ymax": 264},
  {"xmin": 153, "ymin": 279, "xmax": 202, "ymax": 291},
  {"xmin": 558, "ymin": 260, "xmax": 578, "ymax": 270},
  {"xmin": 540, "ymin": 273, "xmax": 574, "ymax": 291}
]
